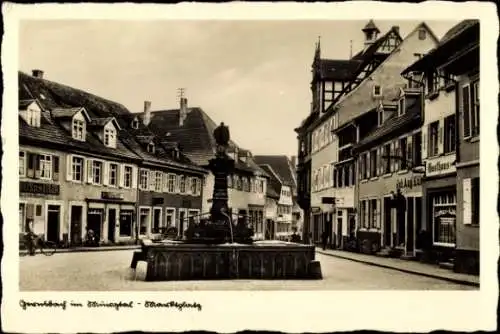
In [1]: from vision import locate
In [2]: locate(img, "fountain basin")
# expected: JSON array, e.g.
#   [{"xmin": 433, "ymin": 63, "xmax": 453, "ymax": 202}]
[{"xmin": 133, "ymin": 240, "xmax": 321, "ymax": 281}]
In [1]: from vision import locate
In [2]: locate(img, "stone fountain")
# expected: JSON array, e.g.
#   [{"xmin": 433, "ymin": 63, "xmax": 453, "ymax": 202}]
[{"xmin": 131, "ymin": 123, "xmax": 321, "ymax": 281}]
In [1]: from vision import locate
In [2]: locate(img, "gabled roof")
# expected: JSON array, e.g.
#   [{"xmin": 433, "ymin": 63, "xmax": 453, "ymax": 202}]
[
  {"xmin": 51, "ymin": 107, "xmax": 90, "ymax": 121},
  {"xmin": 317, "ymin": 59, "xmax": 363, "ymax": 81},
  {"xmin": 362, "ymin": 20, "xmax": 380, "ymax": 33},
  {"xmin": 89, "ymin": 117, "xmax": 121, "ymax": 130},
  {"xmin": 253, "ymin": 155, "xmax": 296, "ymax": 188},
  {"xmin": 259, "ymin": 164, "xmax": 281, "ymax": 199},
  {"xmin": 19, "ymin": 99, "xmax": 39, "ymax": 110},
  {"xmin": 139, "ymin": 106, "xmax": 266, "ymax": 175}
]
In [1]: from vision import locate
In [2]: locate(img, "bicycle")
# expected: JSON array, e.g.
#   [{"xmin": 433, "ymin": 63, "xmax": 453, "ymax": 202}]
[{"xmin": 20, "ymin": 233, "xmax": 57, "ymax": 256}]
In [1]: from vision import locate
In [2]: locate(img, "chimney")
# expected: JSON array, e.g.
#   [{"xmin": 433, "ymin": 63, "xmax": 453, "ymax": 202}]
[
  {"xmin": 179, "ymin": 97, "xmax": 188, "ymax": 126},
  {"xmin": 32, "ymin": 69, "xmax": 44, "ymax": 79},
  {"xmin": 391, "ymin": 26, "xmax": 400, "ymax": 34},
  {"xmin": 143, "ymin": 101, "xmax": 152, "ymax": 126}
]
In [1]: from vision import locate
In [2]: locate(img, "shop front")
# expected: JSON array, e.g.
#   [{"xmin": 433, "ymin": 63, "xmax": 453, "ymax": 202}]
[
  {"xmin": 421, "ymin": 154, "xmax": 457, "ymax": 262},
  {"xmin": 19, "ymin": 180, "xmax": 64, "ymax": 244}
]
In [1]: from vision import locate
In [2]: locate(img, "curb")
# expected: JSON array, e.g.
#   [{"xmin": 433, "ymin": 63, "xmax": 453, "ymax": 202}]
[
  {"xmin": 20, "ymin": 245, "xmax": 141, "ymax": 255},
  {"xmin": 316, "ymin": 250, "xmax": 479, "ymax": 287}
]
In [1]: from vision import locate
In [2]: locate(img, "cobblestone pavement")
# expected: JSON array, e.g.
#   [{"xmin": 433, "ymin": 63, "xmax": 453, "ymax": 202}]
[{"xmin": 19, "ymin": 250, "xmax": 476, "ymax": 291}]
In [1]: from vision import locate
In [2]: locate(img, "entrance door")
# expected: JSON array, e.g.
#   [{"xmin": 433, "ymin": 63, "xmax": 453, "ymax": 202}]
[
  {"xmin": 178, "ymin": 210, "xmax": 186, "ymax": 238},
  {"xmin": 337, "ymin": 217, "xmax": 343, "ymax": 249},
  {"xmin": 415, "ymin": 197, "xmax": 422, "ymax": 249},
  {"xmin": 87, "ymin": 210, "xmax": 103, "ymax": 240},
  {"xmin": 108, "ymin": 208, "xmax": 117, "ymax": 243},
  {"xmin": 406, "ymin": 197, "xmax": 414, "ymax": 254},
  {"xmin": 70, "ymin": 206, "xmax": 83, "ymax": 245},
  {"xmin": 383, "ymin": 197, "xmax": 392, "ymax": 247},
  {"xmin": 47, "ymin": 205, "xmax": 60, "ymax": 243}
]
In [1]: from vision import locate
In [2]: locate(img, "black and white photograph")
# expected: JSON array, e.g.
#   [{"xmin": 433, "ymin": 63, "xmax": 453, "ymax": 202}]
[{"xmin": 1, "ymin": 2, "xmax": 497, "ymax": 333}]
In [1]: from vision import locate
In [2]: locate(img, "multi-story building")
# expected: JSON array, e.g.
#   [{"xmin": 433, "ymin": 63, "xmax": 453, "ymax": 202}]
[
  {"xmin": 255, "ymin": 155, "xmax": 297, "ymax": 241},
  {"xmin": 117, "ymin": 106, "xmax": 208, "ymax": 240},
  {"xmin": 139, "ymin": 98, "xmax": 268, "ymax": 237},
  {"xmin": 352, "ymin": 88, "xmax": 424, "ymax": 256},
  {"xmin": 296, "ymin": 20, "xmax": 438, "ymax": 247},
  {"xmin": 401, "ymin": 20, "xmax": 480, "ymax": 274},
  {"xmin": 19, "ymin": 70, "xmax": 141, "ymax": 245}
]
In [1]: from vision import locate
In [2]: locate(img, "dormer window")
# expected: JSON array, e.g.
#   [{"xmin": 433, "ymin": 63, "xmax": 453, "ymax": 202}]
[
  {"xmin": 19, "ymin": 100, "xmax": 42, "ymax": 128},
  {"xmin": 27, "ymin": 108, "xmax": 41, "ymax": 127},
  {"xmin": 104, "ymin": 128, "xmax": 116, "ymax": 148},
  {"xmin": 398, "ymin": 98, "xmax": 406, "ymax": 116},
  {"xmin": 72, "ymin": 119, "xmax": 85, "ymax": 141},
  {"xmin": 131, "ymin": 118, "xmax": 139, "ymax": 129},
  {"xmin": 147, "ymin": 142, "xmax": 155, "ymax": 154}
]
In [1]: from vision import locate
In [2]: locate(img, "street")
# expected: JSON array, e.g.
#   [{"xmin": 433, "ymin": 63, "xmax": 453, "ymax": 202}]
[{"xmin": 19, "ymin": 250, "xmax": 475, "ymax": 291}]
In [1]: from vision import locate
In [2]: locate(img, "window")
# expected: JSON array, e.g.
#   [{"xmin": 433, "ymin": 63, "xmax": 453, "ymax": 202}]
[
  {"xmin": 426, "ymin": 71, "xmax": 439, "ymax": 95},
  {"xmin": 104, "ymin": 128, "xmax": 116, "ymax": 148},
  {"xmin": 471, "ymin": 177, "xmax": 480, "ymax": 225},
  {"xmin": 418, "ymin": 28, "xmax": 427, "ymax": 40},
  {"xmin": 179, "ymin": 175, "xmax": 186, "ymax": 193},
  {"xmin": 131, "ymin": 119, "xmax": 139, "ymax": 129},
  {"xmin": 398, "ymin": 98, "xmax": 405, "ymax": 116},
  {"xmin": 36, "ymin": 204, "xmax": 42, "ymax": 216},
  {"xmin": 432, "ymin": 192, "xmax": 456, "ymax": 244},
  {"xmin": 399, "ymin": 138, "xmax": 407, "ymax": 169},
  {"xmin": 361, "ymin": 154, "xmax": 368, "ymax": 179},
  {"xmin": 165, "ymin": 208, "xmax": 176, "ymax": 227},
  {"xmin": 154, "ymin": 172, "xmax": 162, "ymax": 192},
  {"xmin": 383, "ymin": 144, "xmax": 391, "ymax": 174},
  {"xmin": 444, "ymin": 114, "xmax": 456, "ymax": 154},
  {"xmin": 139, "ymin": 208, "xmax": 150, "ymax": 235},
  {"xmin": 139, "ymin": 169, "xmax": 149, "ymax": 190},
  {"xmin": 72, "ymin": 156, "xmax": 84, "ymax": 182},
  {"xmin": 124, "ymin": 166, "xmax": 133, "ymax": 188},
  {"xmin": 190, "ymin": 177, "xmax": 199, "ymax": 195},
  {"xmin": 109, "ymin": 163, "xmax": 118, "ymax": 186},
  {"xmin": 428, "ymin": 121, "xmax": 439, "ymax": 157},
  {"xmin": 72, "ymin": 119, "xmax": 85, "ymax": 141},
  {"xmin": 370, "ymin": 149, "xmax": 377, "ymax": 177},
  {"xmin": 38, "ymin": 154, "xmax": 52, "ymax": 180},
  {"xmin": 373, "ymin": 85, "xmax": 382, "ymax": 97},
  {"xmin": 167, "ymin": 174, "xmax": 176, "ymax": 193},
  {"xmin": 463, "ymin": 81, "xmax": 480, "ymax": 138},
  {"xmin": 377, "ymin": 106, "xmax": 384, "ymax": 126},
  {"xmin": 227, "ymin": 175, "xmax": 233, "ymax": 188},
  {"xmin": 91, "ymin": 160, "xmax": 103, "ymax": 184},
  {"xmin": 369, "ymin": 199, "xmax": 378, "ymax": 228},
  {"xmin": 147, "ymin": 142, "xmax": 155, "ymax": 154},
  {"xmin": 361, "ymin": 200, "xmax": 369, "ymax": 228},
  {"xmin": 243, "ymin": 177, "xmax": 249, "ymax": 192},
  {"xmin": 19, "ymin": 151, "xmax": 26, "ymax": 176}
]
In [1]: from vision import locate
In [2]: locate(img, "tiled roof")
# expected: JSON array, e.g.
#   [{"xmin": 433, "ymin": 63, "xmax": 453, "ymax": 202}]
[
  {"xmin": 253, "ymin": 155, "xmax": 296, "ymax": 188},
  {"xmin": 140, "ymin": 107, "xmax": 265, "ymax": 175},
  {"xmin": 89, "ymin": 117, "xmax": 114, "ymax": 127},
  {"xmin": 439, "ymin": 20, "xmax": 479, "ymax": 46},
  {"xmin": 51, "ymin": 107, "xmax": 84, "ymax": 119},
  {"xmin": 318, "ymin": 59, "xmax": 363, "ymax": 81},
  {"xmin": 353, "ymin": 98, "xmax": 421, "ymax": 152},
  {"xmin": 259, "ymin": 165, "xmax": 281, "ymax": 199},
  {"xmin": 19, "ymin": 99, "xmax": 35, "ymax": 110}
]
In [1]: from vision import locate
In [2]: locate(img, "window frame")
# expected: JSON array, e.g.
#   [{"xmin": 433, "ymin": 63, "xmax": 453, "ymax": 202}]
[
  {"xmin": 139, "ymin": 169, "xmax": 149, "ymax": 190},
  {"xmin": 72, "ymin": 119, "xmax": 85, "ymax": 141},
  {"xmin": 104, "ymin": 128, "xmax": 116, "ymax": 148},
  {"xmin": 428, "ymin": 121, "xmax": 440, "ymax": 157},
  {"xmin": 39, "ymin": 154, "xmax": 53, "ymax": 180},
  {"xmin": 108, "ymin": 163, "xmax": 118, "ymax": 187},
  {"xmin": 123, "ymin": 165, "xmax": 133, "ymax": 188},
  {"xmin": 91, "ymin": 160, "xmax": 103, "ymax": 185},
  {"xmin": 19, "ymin": 151, "xmax": 27, "ymax": 177},
  {"xmin": 72, "ymin": 155, "xmax": 84, "ymax": 182}
]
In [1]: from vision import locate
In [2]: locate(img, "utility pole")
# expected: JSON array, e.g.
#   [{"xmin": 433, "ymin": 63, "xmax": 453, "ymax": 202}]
[{"xmin": 177, "ymin": 87, "xmax": 186, "ymax": 101}]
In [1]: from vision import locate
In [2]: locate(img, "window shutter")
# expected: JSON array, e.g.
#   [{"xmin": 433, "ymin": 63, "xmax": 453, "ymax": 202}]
[
  {"xmin": 131, "ymin": 166, "xmax": 138, "ymax": 189},
  {"xmin": 66, "ymin": 155, "xmax": 73, "ymax": 181},
  {"xmin": 162, "ymin": 173, "xmax": 168, "ymax": 192},
  {"xmin": 376, "ymin": 199, "xmax": 381, "ymax": 229},
  {"xmin": 86, "ymin": 159, "xmax": 93, "ymax": 184},
  {"xmin": 390, "ymin": 142, "xmax": 395, "ymax": 172},
  {"xmin": 462, "ymin": 85, "xmax": 471, "ymax": 138},
  {"xmin": 438, "ymin": 120, "xmax": 444, "ymax": 155},
  {"xmin": 52, "ymin": 155, "xmax": 60, "ymax": 181},
  {"xmin": 463, "ymin": 178, "xmax": 472, "ymax": 225},
  {"xmin": 118, "ymin": 164, "xmax": 125, "ymax": 188},
  {"xmin": 366, "ymin": 152, "xmax": 371, "ymax": 178},
  {"xmin": 175, "ymin": 174, "xmax": 180, "ymax": 193},
  {"xmin": 421, "ymin": 131, "xmax": 427, "ymax": 159},
  {"xmin": 394, "ymin": 140, "xmax": 400, "ymax": 171},
  {"xmin": 34, "ymin": 154, "xmax": 41, "ymax": 179},
  {"xmin": 26, "ymin": 153, "xmax": 35, "ymax": 178},
  {"xmin": 377, "ymin": 147, "xmax": 382, "ymax": 176},
  {"xmin": 406, "ymin": 137, "xmax": 413, "ymax": 167},
  {"xmin": 186, "ymin": 176, "xmax": 191, "ymax": 194},
  {"xmin": 103, "ymin": 162, "xmax": 109, "ymax": 186},
  {"xmin": 149, "ymin": 170, "xmax": 155, "ymax": 191}
]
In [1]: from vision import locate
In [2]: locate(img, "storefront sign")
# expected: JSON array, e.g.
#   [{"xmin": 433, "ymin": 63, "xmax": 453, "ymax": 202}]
[
  {"xmin": 20, "ymin": 181, "xmax": 60, "ymax": 195},
  {"xmin": 396, "ymin": 176, "xmax": 422, "ymax": 190},
  {"xmin": 426, "ymin": 155, "xmax": 456, "ymax": 177},
  {"xmin": 101, "ymin": 192, "xmax": 124, "ymax": 200}
]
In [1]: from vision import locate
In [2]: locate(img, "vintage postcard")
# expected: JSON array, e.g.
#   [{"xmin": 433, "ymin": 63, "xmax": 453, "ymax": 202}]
[{"xmin": 1, "ymin": 2, "xmax": 498, "ymax": 333}]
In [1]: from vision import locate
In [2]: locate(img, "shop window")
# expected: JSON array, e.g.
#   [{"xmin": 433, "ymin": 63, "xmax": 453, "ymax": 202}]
[
  {"xmin": 444, "ymin": 114, "xmax": 456, "ymax": 154},
  {"xmin": 432, "ymin": 192, "xmax": 457, "ymax": 245},
  {"xmin": 165, "ymin": 208, "xmax": 176, "ymax": 227},
  {"xmin": 119, "ymin": 210, "xmax": 133, "ymax": 237},
  {"xmin": 428, "ymin": 121, "xmax": 439, "ymax": 157}
]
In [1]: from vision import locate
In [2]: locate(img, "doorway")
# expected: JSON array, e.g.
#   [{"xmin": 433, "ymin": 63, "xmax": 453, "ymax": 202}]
[
  {"xmin": 383, "ymin": 197, "xmax": 392, "ymax": 247},
  {"xmin": 87, "ymin": 209, "xmax": 103, "ymax": 240},
  {"xmin": 406, "ymin": 197, "xmax": 414, "ymax": 254},
  {"xmin": 70, "ymin": 206, "xmax": 83, "ymax": 245},
  {"xmin": 337, "ymin": 216, "xmax": 343, "ymax": 249},
  {"xmin": 108, "ymin": 208, "xmax": 117, "ymax": 243},
  {"xmin": 47, "ymin": 205, "xmax": 61, "ymax": 243},
  {"xmin": 178, "ymin": 209, "xmax": 187, "ymax": 238}
]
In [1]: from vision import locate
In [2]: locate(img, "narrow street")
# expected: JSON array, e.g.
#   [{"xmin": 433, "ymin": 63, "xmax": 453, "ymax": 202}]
[{"xmin": 19, "ymin": 250, "xmax": 475, "ymax": 291}]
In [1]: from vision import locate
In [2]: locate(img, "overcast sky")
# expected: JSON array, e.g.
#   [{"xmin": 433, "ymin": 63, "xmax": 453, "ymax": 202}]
[{"xmin": 19, "ymin": 20, "xmax": 459, "ymax": 156}]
